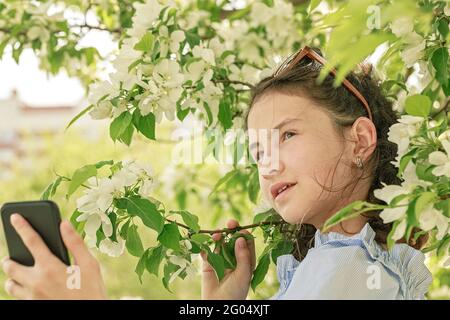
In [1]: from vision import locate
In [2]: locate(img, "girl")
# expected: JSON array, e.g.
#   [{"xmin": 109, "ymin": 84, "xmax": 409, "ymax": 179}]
[
  {"xmin": 200, "ymin": 46, "xmax": 432, "ymax": 300},
  {"xmin": 2, "ymin": 47, "xmax": 432, "ymax": 300}
]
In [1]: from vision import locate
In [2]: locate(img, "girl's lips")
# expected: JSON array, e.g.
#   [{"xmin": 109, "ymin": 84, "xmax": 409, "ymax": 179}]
[{"xmin": 274, "ymin": 183, "xmax": 297, "ymax": 201}]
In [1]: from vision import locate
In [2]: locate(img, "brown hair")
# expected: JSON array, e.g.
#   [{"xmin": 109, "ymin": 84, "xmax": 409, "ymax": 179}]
[{"xmin": 244, "ymin": 47, "xmax": 427, "ymax": 261}]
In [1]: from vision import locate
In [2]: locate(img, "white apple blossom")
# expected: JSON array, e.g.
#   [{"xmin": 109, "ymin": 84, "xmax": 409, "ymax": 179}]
[
  {"xmin": 87, "ymin": 80, "xmax": 116, "ymax": 106},
  {"xmin": 229, "ymin": 64, "xmax": 262, "ymax": 87},
  {"xmin": 99, "ymin": 237, "xmax": 126, "ymax": 257},
  {"xmin": 74, "ymin": 164, "xmax": 141, "ymax": 246},
  {"xmin": 388, "ymin": 115, "xmax": 425, "ymax": 165},
  {"xmin": 392, "ymin": 218, "xmax": 407, "ymax": 241},
  {"xmin": 192, "ymin": 44, "xmax": 216, "ymax": 66},
  {"xmin": 153, "ymin": 59, "xmax": 185, "ymax": 88},
  {"xmin": 110, "ymin": 37, "xmax": 141, "ymax": 91},
  {"xmin": 391, "ymin": 17, "xmax": 414, "ymax": 38},
  {"xmin": 428, "ymin": 139, "xmax": 450, "ymax": 178},
  {"xmin": 89, "ymin": 100, "xmax": 113, "ymax": 120},
  {"xmin": 418, "ymin": 203, "xmax": 450, "ymax": 240},
  {"xmin": 127, "ymin": 0, "xmax": 163, "ymax": 39},
  {"xmin": 184, "ymin": 60, "xmax": 209, "ymax": 83},
  {"xmin": 374, "ymin": 161, "xmax": 431, "ymax": 223},
  {"xmin": 400, "ymin": 32, "xmax": 426, "ymax": 68},
  {"xmin": 159, "ymin": 26, "xmax": 185, "ymax": 57}
]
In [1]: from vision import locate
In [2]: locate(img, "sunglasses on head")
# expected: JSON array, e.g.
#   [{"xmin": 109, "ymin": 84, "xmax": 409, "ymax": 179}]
[{"xmin": 273, "ymin": 46, "xmax": 373, "ymax": 123}]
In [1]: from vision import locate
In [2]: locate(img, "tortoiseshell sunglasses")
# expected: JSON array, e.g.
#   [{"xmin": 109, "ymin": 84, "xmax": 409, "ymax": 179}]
[{"xmin": 273, "ymin": 46, "xmax": 373, "ymax": 122}]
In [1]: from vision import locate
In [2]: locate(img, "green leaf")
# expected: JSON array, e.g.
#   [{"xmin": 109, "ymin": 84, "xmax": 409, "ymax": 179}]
[
  {"xmin": 126, "ymin": 225, "xmax": 144, "ymax": 257},
  {"xmin": 415, "ymin": 192, "xmax": 436, "ymax": 218},
  {"xmin": 251, "ymin": 253, "xmax": 270, "ymax": 291},
  {"xmin": 135, "ymin": 250, "xmax": 148, "ymax": 284},
  {"xmin": 134, "ymin": 32, "xmax": 154, "ymax": 52},
  {"xmin": 206, "ymin": 251, "xmax": 225, "ymax": 281},
  {"xmin": 146, "ymin": 245, "xmax": 164, "ymax": 276},
  {"xmin": 190, "ymin": 233, "xmax": 210, "ymax": 244},
  {"xmin": 308, "ymin": 0, "xmax": 322, "ymax": 13},
  {"xmin": 221, "ymin": 241, "xmax": 236, "ymax": 269},
  {"xmin": 94, "ymin": 160, "xmax": 114, "ymax": 169},
  {"xmin": 125, "ymin": 197, "xmax": 164, "ymax": 234},
  {"xmin": 65, "ymin": 105, "xmax": 94, "ymax": 131},
  {"xmin": 247, "ymin": 169, "xmax": 260, "ymax": 204},
  {"xmin": 209, "ymin": 169, "xmax": 239, "ymax": 196},
  {"xmin": 218, "ymin": 99, "xmax": 232, "ymax": 129},
  {"xmin": 406, "ymin": 197, "xmax": 419, "ymax": 227},
  {"xmin": 157, "ymin": 223, "xmax": 181, "ymax": 251},
  {"xmin": 387, "ymin": 220, "xmax": 401, "ymax": 250},
  {"xmin": 271, "ymin": 240, "xmax": 294, "ymax": 264},
  {"xmin": 431, "ymin": 47, "xmax": 449, "ymax": 87},
  {"xmin": 118, "ymin": 121, "xmax": 134, "ymax": 146},
  {"xmin": 438, "ymin": 19, "xmax": 449, "ymax": 39},
  {"xmin": 110, "ymin": 111, "xmax": 132, "ymax": 142},
  {"xmin": 41, "ymin": 176, "xmax": 62, "ymax": 200},
  {"xmin": 70, "ymin": 209, "xmax": 84, "ymax": 233},
  {"xmin": 119, "ymin": 219, "xmax": 130, "ymax": 239},
  {"xmin": 252, "ymin": 210, "xmax": 274, "ymax": 224},
  {"xmin": 398, "ymin": 147, "xmax": 418, "ymax": 177},
  {"xmin": 133, "ymin": 109, "xmax": 156, "ymax": 140},
  {"xmin": 172, "ymin": 210, "xmax": 200, "ymax": 233},
  {"xmin": 0, "ymin": 37, "xmax": 10, "ymax": 58},
  {"xmin": 162, "ymin": 262, "xmax": 179, "ymax": 293},
  {"xmin": 68, "ymin": 165, "xmax": 97, "ymax": 197},
  {"xmin": 405, "ymin": 94, "xmax": 431, "ymax": 118},
  {"xmin": 322, "ymin": 200, "xmax": 366, "ymax": 230},
  {"xmin": 437, "ymin": 235, "xmax": 450, "ymax": 257},
  {"xmin": 228, "ymin": 6, "xmax": 251, "ymax": 20}
]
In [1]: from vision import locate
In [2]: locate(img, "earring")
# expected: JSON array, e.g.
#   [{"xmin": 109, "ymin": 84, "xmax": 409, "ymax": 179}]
[{"xmin": 355, "ymin": 156, "xmax": 363, "ymax": 168}]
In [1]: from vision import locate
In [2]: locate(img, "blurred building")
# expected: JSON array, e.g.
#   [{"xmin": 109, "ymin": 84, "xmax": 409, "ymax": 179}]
[{"xmin": 0, "ymin": 89, "xmax": 96, "ymax": 180}]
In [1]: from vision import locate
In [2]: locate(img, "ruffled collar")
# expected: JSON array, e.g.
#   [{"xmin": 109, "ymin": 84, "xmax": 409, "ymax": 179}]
[
  {"xmin": 314, "ymin": 222, "xmax": 376, "ymax": 248},
  {"xmin": 275, "ymin": 222, "xmax": 433, "ymax": 299}
]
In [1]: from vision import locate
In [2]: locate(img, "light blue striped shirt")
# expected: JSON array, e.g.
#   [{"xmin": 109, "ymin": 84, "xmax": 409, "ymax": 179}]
[{"xmin": 269, "ymin": 223, "xmax": 432, "ymax": 300}]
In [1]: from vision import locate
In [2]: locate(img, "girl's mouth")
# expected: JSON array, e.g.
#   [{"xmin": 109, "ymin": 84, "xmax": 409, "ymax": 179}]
[{"xmin": 273, "ymin": 183, "xmax": 297, "ymax": 201}]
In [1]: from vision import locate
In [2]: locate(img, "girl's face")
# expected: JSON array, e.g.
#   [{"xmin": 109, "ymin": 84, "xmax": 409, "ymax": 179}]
[{"xmin": 247, "ymin": 91, "xmax": 373, "ymax": 228}]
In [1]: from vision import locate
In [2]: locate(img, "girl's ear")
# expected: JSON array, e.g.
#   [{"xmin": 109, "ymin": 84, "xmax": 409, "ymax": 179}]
[{"xmin": 349, "ymin": 116, "xmax": 377, "ymax": 161}]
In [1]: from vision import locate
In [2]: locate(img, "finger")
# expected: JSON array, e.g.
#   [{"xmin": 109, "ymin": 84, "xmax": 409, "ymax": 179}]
[
  {"xmin": 211, "ymin": 233, "xmax": 221, "ymax": 242},
  {"xmin": 233, "ymin": 237, "xmax": 253, "ymax": 281},
  {"xmin": 238, "ymin": 230, "xmax": 256, "ymax": 271},
  {"xmin": 226, "ymin": 219, "xmax": 239, "ymax": 230},
  {"xmin": 4, "ymin": 279, "xmax": 29, "ymax": 300},
  {"xmin": 10, "ymin": 214, "xmax": 53, "ymax": 263},
  {"xmin": 2, "ymin": 258, "xmax": 34, "ymax": 287},
  {"xmin": 200, "ymin": 250, "xmax": 219, "ymax": 297},
  {"xmin": 60, "ymin": 220, "xmax": 93, "ymax": 266}
]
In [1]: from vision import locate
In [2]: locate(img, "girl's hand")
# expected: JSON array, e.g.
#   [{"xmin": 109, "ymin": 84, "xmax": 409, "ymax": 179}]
[
  {"xmin": 1, "ymin": 213, "xmax": 107, "ymax": 300},
  {"xmin": 201, "ymin": 219, "xmax": 256, "ymax": 300}
]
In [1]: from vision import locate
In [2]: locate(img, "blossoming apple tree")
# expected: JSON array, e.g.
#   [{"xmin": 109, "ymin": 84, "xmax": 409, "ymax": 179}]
[{"xmin": 1, "ymin": 0, "xmax": 449, "ymax": 292}]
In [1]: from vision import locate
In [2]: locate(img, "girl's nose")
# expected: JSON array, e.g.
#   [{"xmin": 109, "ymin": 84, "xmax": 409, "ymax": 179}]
[{"xmin": 260, "ymin": 159, "xmax": 284, "ymax": 178}]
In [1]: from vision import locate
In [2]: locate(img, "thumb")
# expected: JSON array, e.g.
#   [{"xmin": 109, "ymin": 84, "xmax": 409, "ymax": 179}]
[
  {"xmin": 234, "ymin": 237, "xmax": 252, "ymax": 281},
  {"xmin": 60, "ymin": 220, "xmax": 93, "ymax": 266}
]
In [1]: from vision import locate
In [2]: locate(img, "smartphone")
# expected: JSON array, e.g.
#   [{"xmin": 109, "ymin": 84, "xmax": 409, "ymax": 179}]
[{"xmin": 1, "ymin": 200, "xmax": 70, "ymax": 266}]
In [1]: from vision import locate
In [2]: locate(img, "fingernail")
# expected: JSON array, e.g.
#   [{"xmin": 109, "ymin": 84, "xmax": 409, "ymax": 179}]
[
  {"xmin": 238, "ymin": 238, "xmax": 246, "ymax": 249},
  {"xmin": 10, "ymin": 213, "xmax": 21, "ymax": 225}
]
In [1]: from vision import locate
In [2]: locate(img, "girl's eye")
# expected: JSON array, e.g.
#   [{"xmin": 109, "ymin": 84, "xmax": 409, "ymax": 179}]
[{"xmin": 282, "ymin": 131, "xmax": 296, "ymax": 141}]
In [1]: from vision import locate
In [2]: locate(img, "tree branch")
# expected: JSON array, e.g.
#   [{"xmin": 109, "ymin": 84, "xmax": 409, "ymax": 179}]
[{"xmin": 165, "ymin": 217, "xmax": 284, "ymax": 235}]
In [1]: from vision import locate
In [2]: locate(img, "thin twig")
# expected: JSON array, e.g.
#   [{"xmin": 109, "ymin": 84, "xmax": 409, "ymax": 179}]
[{"xmin": 165, "ymin": 218, "xmax": 284, "ymax": 234}]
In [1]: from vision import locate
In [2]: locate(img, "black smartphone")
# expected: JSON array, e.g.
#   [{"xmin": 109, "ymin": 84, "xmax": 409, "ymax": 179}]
[{"xmin": 1, "ymin": 200, "xmax": 70, "ymax": 266}]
